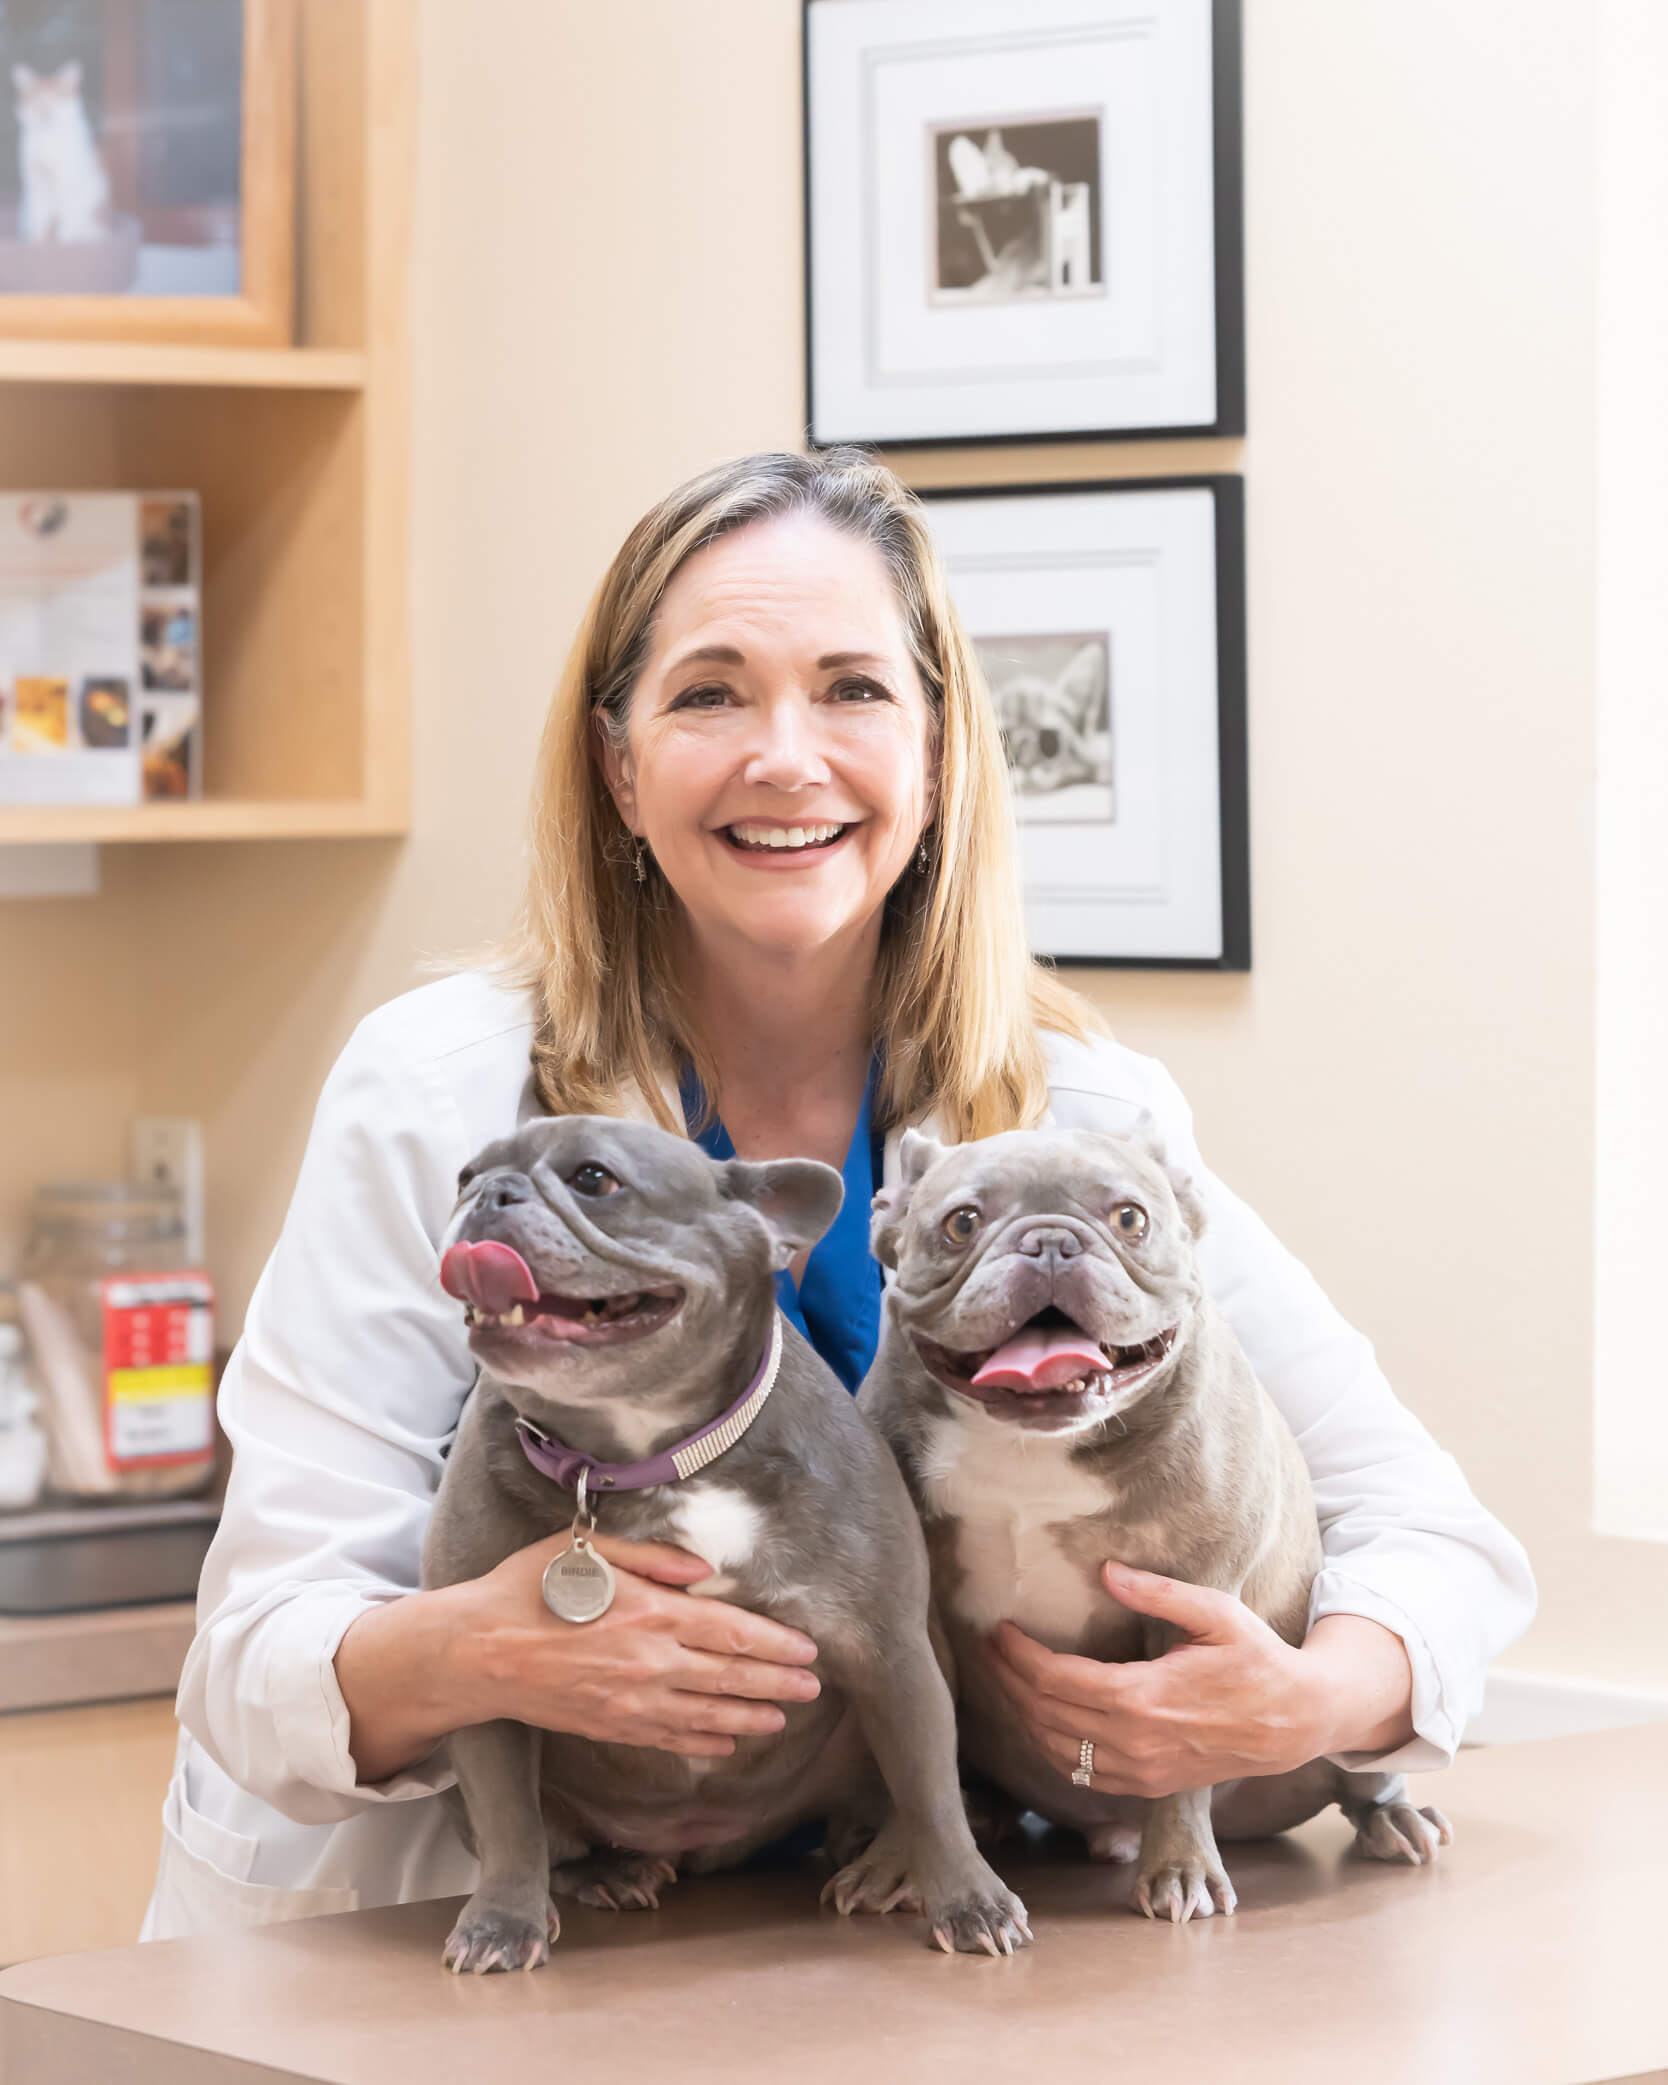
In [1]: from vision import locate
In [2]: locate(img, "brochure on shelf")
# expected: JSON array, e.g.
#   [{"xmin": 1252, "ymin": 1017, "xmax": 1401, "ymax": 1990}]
[{"xmin": 0, "ymin": 490, "xmax": 202, "ymax": 808}]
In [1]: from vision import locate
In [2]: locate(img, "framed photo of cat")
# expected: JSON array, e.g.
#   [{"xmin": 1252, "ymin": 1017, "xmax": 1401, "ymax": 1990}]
[
  {"xmin": 803, "ymin": 0, "xmax": 1244, "ymax": 449},
  {"xmin": 921, "ymin": 476, "xmax": 1249, "ymax": 968},
  {"xmin": 0, "ymin": 0, "xmax": 296, "ymax": 346}
]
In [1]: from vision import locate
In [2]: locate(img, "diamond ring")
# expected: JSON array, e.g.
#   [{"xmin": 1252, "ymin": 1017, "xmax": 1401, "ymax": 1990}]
[{"xmin": 1072, "ymin": 1737, "xmax": 1095, "ymax": 1787}]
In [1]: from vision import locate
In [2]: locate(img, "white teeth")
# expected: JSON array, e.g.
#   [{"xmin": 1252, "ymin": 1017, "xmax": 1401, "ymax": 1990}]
[
  {"xmin": 729, "ymin": 822, "xmax": 844, "ymax": 850},
  {"xmin": 502, "ymin": 1305, "xmax": 526, "ymax": 1327}
]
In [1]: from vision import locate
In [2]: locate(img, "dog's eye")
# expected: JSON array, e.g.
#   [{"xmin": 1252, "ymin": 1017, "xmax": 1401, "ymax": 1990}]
[
  {"xmin": 457, "ymin": 1163, "xmax": 477, "ymax": 1190},
  {"xmin": 1112, "ymin": 1202, "xmax": 1149, "ymax": 1240},
  {"xmin": 569, "ymin": 1163, "xmax": 622, "ymax": 1198},
  {"xmin": 941, "ymin": 1206, "xmax": 980, "ymax": 1244}
]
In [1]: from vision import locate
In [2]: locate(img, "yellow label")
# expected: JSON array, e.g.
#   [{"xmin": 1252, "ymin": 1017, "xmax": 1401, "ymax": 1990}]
[{"xmin": 109, "ymin": 1364, "xmax": 212, "ymax": 1403}]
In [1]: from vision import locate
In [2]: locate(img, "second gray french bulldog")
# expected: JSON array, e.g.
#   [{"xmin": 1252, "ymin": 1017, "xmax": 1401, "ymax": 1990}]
[
  {"xmin": 860, "ymin": 1121, "xmax": 1452, "ymax": 1923},
  {"xmin": 420, "ymin": 1115, "xmax": 1029, "ymax": 1972}
]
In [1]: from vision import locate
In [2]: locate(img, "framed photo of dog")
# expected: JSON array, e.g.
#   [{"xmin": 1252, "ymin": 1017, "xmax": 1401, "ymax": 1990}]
[
  {"xmin": 921, "ymin": 476, "xmax": 1249, "ymax": 969},
  {"xmin": 0, "ymin": 0, "xmax": 296, "ymax": 346},
  {"xmin": 803, "ymin": 0, "xmax": 1244, "ymax": 448}
]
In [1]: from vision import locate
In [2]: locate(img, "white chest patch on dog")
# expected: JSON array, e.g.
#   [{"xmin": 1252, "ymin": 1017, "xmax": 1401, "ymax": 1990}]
[
  {"xmin": 665, "ymin": 1485, "xmax": 763, "ymax": 1599},
  {"xmin": 921, "ymin": 1412, "xmax": 1111, "ymax": 1650}
]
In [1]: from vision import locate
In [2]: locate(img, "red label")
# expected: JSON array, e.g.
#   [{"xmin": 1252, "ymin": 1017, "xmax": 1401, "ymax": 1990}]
[{"xmin": 101, "ymin": 1270, "xmax": 215, "ymax": 1472}]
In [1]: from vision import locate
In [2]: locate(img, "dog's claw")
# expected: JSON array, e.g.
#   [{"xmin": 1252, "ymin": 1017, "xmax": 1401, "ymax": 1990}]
[
  {"xmin": 442, "ymin": 1896, "xmax": 556, "ymax": 1974},
  {"xmin": 1351, "ymin": 1802, "xmax": 1453, "ymax": 1868},
  {"xmin": 1132, "ymin": 1863, "xmax": 1230, "ymax": 1925},
  {"xmin": 550, "ymin": 1850, "xmax": 677, "ymax": 1913}
]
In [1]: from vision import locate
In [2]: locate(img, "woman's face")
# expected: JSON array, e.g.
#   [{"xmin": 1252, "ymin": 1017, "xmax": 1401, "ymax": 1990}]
[{"xmin": 601, "ymin": 510, "xmax": 935, "ymax": 965}]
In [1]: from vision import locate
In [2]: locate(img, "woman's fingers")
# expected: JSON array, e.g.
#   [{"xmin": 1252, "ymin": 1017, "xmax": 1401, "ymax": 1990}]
[
  {"xmin": 586, "ymin": 1532, "xmax": 720, "ymax": 1587},
  {"xmin": 674, "ymin": 1694, "xmax": 792, "ymax": 1739},
  {"xmin": 1100, "ymin": 1562, "xmax": 1246, "ymax": 1644},
  {"xmin": 674, "ymin": 1647, "xmax": 822, "ymax": 1704},
  {"xmin": 987, "ymin": 1620, "xmax": 1142, "ymax": 1712},
  {"xmin": 673, "ymin": 1593, "xmax": 819, "ymax": 1669}
]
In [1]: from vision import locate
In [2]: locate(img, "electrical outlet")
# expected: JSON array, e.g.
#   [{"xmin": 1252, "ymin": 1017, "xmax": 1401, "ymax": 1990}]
[{"xmin": 131, "ymin": 1117, "xmax": 206, "ymax": 1269}]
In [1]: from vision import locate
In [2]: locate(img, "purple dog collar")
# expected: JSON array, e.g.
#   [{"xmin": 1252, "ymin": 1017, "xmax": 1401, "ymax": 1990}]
[{"xmin": 515, "ymin": 1312, "xmax": 784, "ymax": 1493}]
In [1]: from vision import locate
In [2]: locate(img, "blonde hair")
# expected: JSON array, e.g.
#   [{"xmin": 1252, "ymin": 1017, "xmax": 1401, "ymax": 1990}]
[{"xmin": 500, "ymin": 448, "xmax": 1098, "ymax": 1142}]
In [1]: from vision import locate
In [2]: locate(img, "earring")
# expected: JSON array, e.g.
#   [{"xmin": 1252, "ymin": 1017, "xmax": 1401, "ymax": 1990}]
[
  {"xmin": 916, "ymin": 834, "xmax": 931, "ymax": 874},
  {"xmin": 633, "ymin": 839, "xmax": 647, "ymax": 883}
]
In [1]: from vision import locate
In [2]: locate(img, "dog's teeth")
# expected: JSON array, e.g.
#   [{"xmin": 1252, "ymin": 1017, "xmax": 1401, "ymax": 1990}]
[{"xmin": 502, "ymin": 1304, "xmax": 526, "ymax": 1327}]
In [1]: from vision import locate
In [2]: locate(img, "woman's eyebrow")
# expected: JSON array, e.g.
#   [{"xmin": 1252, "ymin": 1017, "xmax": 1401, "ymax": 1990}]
[
  {"xmin": 665, "ymin": 642, "xmax": 746, "ymax": 673},
  {"xmin": 662, "ymin": 644, "xmax": 891, "ymax": 674}
]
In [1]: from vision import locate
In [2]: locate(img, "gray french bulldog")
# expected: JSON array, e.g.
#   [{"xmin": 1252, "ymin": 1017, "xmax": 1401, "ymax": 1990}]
[
  {"xmin": 859, "ymin": 1122, "xmax": 1452, "ymax": 1923},
  {"xmin": 420, "ymin": 1115, "xmax": 1031, "ymax": 1973}
]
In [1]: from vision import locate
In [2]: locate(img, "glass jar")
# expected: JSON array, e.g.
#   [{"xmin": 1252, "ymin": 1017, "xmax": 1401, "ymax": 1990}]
[{"xmin": 18, "ymin": 1183, "xmax": 216, "ymax": 1502}]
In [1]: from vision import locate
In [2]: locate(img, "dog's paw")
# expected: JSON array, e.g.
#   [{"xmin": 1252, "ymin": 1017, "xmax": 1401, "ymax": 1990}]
[
  {"xmin": 442, "ymin": 1890, "xmax": 559, "ymax": 1974},
  {"xmin": 822, "ymin": 1833, "xmax": 924, "ymax": 1917},
  {"xmin": 1351, "ymin": 1801, "xmax": 1453, "ymax": 1867},
  {"xmin": 1131, "ymin": 1857, "xmax": 1236, "ymax": 1924},
  {"xmin": 924, "ymin": 1879, "xmax": 1033, "ymax": 1958},
  {"xmin": 825, "ymin": 1831, "xmax": 1031, "ymax": 1954},
  {"xmin": 549, "ymin": 1851, "xmax": 678, "ymax": 1912}
]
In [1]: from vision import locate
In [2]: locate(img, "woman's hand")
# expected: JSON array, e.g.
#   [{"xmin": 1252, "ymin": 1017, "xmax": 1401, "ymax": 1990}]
[
  {"xmin": 458, "ymin": 1529, "xmax": 822, "ymax": 1756},
  {"xmin": 336, "ymin": 1530, "xmax": 821, "ymax": 1785},
  {"xmin": 982, "ymin": 1561, "xmax": 1416, "ymax": 1798}
]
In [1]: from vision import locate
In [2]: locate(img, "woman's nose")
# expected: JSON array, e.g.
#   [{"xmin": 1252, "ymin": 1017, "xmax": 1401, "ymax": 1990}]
[{"xmin": 741, "ymin": 696, "xmax": 832, "ymax": 792}]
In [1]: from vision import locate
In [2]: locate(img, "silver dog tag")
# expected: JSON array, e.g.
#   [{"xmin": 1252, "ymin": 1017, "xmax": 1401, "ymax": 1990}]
[{"xmin": 542, "ymin": 1533, "xmax": 616, "ymax": 1624}]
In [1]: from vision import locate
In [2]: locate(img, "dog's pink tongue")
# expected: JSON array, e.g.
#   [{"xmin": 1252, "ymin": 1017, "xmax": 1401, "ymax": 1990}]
[
  {"xmin": 440, "ymin": 1241, "xmax": 539, "ymax": 1314},
  {"xmin": 972, "ymin": 1324, "xmax": 1108, "ymax": 1392}
]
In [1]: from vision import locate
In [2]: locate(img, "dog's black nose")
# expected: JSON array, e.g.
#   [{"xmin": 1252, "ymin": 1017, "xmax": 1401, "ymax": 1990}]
[
  {"xmin": 1037, "ymin": 728, "xmax": 1060, "ymax": 757},
  {"xmin": 1016, "ymin": 1222, "xmax": 1081, "ymax": 1260},
  {"xmin": 476, "ymin": 1171, "xmax": 536, "ymax": 1214}
]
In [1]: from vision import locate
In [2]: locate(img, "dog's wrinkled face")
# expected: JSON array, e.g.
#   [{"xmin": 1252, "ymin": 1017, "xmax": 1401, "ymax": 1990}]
[
  {"xmin": 439, "ymin": 1116, "xmax": 841, "ymax": 1417},
  {"xmin": 872, "ymin": 1122, "xmax": 1206, "ymax": 1436},
  {"xmin": 992, "ymin": 642, "xmax": 1108, "ymax": 798}
]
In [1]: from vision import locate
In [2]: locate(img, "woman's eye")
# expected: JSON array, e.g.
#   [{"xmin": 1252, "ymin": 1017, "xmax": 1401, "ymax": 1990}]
[
  {"xmin": 1112, "ymin": 1202, "xmax": 1149, "ymax": 1240},
  {"xmin": 941, "ymin": 1205, "xmax": 980, "ymax": 1244},
  {"xmin": 671, "ymin": 684, "xmax": 732, "ymax": 711},
  {"xmin": 831, "ymin": 676, "xmax": 890, "ymax": 703},
  {"xmin": 570, "ymin": 1163, "xmax": 622, "ymax": 1198}
]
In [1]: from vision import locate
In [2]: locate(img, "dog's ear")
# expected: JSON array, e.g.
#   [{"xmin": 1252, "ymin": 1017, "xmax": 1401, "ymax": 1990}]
[
  {"xmin": 721, "ymin": 1158, "xmax": 844, "ymax": 1270},
  {"xmin": 870, "ymin": 1129, "xmax": 943, "ymax": 1269},
  {"xmin": 1123, "ymin": 1110, "xmax": 1208, "ymax": 1240},
  {"xmin": 1060, "ymin": 642, "xmax": 1107, "ymax": 732}
]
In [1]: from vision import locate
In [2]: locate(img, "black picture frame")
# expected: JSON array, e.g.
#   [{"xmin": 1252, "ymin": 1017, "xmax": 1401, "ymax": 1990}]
[
  {"xmin": 917, "ymin": 473, "xmax": 1249, "ymax": 970},
  {"xmin": 803, "ymin": 0, "xmax": 1244, "ymax": 451}
]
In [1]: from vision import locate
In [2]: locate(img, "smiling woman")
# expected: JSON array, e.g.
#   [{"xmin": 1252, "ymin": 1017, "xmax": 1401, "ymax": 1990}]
[{"xmin": 142, "ymin": 449, "xmax": 1535, "ymax": 1945}]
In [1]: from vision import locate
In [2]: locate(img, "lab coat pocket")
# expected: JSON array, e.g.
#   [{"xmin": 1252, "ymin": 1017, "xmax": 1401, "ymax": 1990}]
[{"xmin": 145, "ymin": 1772, "xmax": 361, "ymax": 1939}]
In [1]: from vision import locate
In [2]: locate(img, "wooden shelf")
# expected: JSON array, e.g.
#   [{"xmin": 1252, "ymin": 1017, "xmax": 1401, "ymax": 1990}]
[
  {"xmin": 0, "ymin": 796, "xmax": 406, "ymax": 845},
  {"xmin": 0, "ymin": 0, "xmax": 413, "ymax": 849},
  {"xmin": 0, "ymin": 341, "xmax": 367, "ymax": 389}
]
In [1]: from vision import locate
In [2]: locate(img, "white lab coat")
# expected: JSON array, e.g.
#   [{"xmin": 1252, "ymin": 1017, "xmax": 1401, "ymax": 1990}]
[{"xmin": 141, "ymin": 971, "xmax": 1535, "ymax": 1939}]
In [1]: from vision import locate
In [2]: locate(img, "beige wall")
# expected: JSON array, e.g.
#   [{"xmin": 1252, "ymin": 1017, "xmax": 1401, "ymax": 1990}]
[{"xmin": 4, "ymin": 0, "xmax": 1654, "ymax": 1688}]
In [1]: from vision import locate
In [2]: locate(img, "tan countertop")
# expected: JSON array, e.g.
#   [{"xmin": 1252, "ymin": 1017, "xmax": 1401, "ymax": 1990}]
[
  {"xmin": 0, "ymin": 1600, "xmax": 193, "ymax": 1715},
  {"xmin": 0, "ymin": 1601, "xmax": 193, "ymax": 1718},
  {"xmin": 2, "ymin": 1725, "xmax": 1666, "ymax": 2085}
]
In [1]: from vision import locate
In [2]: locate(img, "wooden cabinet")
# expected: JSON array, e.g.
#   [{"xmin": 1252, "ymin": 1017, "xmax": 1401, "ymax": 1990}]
[
  {"xmin": 0, "ymin": 0, "xmax": 413, "ymax": 848},
  {"xmin": 0, "ymin": 1697, "xmax": 178, "ymax": 1967}
]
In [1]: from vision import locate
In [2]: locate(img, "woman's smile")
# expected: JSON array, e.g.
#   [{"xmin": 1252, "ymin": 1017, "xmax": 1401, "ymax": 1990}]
[{"xmin": 719, "ymin": 816, "xmax": 858, "ymax": 863}]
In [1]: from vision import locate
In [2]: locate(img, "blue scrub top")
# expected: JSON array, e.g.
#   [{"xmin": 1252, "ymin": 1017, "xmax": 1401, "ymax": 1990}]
[{"xmin": 680, "ymin": 1060, "xmax": 884, "ymax": 1394}]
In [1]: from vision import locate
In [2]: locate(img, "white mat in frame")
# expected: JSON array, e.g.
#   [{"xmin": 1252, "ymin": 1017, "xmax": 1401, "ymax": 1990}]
[
  {"xmin": 920, "ymin": 476, "xmax": 1248, "ymax": 967},
  {"xmin": 805, "ymin": 0, "xmax": 1243, "ymax": 446}
]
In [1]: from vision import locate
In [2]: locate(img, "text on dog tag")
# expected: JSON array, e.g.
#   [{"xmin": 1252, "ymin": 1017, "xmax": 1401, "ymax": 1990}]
[{"xmin": 542, "ymin": 1535, "xmax": 616, "ymax": 1624}]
